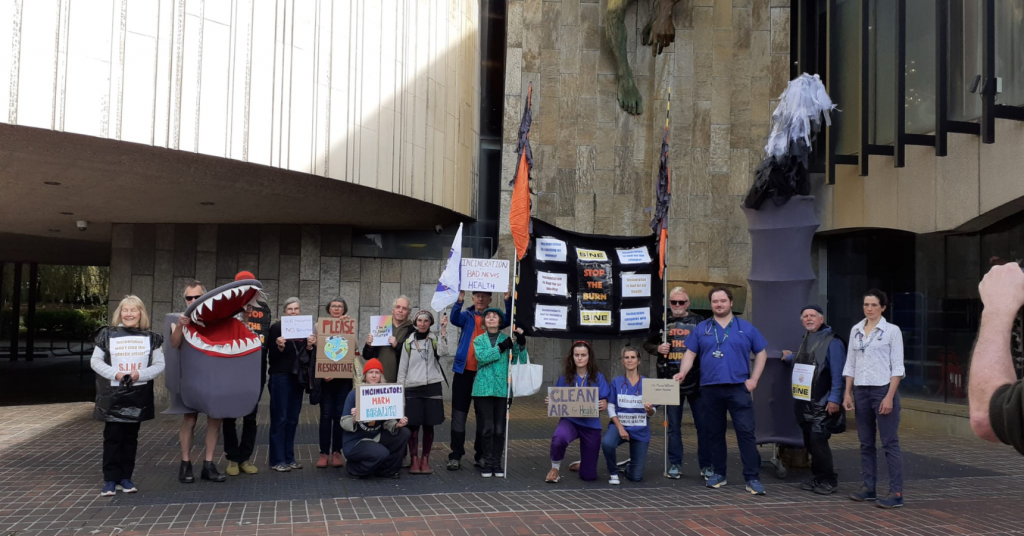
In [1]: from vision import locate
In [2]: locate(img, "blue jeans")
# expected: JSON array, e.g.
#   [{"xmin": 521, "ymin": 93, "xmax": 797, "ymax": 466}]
[
  {"xmin": 601, "ymin": 427, "xmax": 650, "ymax": 482},
  {"xmin": 702, "ymin": 383, "xmax": 760, "ymax": 482},
  {"xmin": 268, "ymin": 373, "xmax": 304, "ymax": 466},
  {"xmin": 319, "ymin": 379, "xmax": 351, "ymax": 455},
  {"xmin": 854, "ymin": 386, "xmax": 903, "ymax": 494},
  {"xmin": 666, "ymin": 391, "xmax": 710, "ymax": 467}
]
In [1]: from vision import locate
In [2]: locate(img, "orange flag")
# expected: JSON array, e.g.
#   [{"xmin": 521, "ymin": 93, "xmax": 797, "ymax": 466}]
[{"xmin": 509, "ymin": 85, "xmax": 533, "ymax": 260}]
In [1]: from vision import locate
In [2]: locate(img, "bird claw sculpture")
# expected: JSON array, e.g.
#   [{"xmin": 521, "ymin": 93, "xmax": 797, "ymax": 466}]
[{"xmin": 607, "ymin": 0, "xmax": 681, "ymax": 115}]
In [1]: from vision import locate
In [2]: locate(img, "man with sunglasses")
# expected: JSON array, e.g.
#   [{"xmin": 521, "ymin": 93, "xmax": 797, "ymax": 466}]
[
  {"xmin": 643, "ymin": 287, "xmax": 707, "ymax": 480},
  {"xmin": 169, "ymin": 280, "xmax": 227, "ymax": 484}
]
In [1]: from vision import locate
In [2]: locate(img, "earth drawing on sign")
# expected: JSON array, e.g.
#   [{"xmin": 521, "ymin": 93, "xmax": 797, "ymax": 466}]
[{"xmin": 324, "ymin": 336, "xmax": 348, "ymax": 362}]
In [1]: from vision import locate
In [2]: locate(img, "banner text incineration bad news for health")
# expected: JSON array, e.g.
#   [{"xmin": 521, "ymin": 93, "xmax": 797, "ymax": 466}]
[{"xmin": 459, "ymin": 259, "xmax": 511, "ymax": 292}]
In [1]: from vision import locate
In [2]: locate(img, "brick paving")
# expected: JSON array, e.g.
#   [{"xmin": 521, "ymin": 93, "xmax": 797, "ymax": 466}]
[{"xmin": 2, "ymin": 396, "xmax": 1023, "ymax": 535}]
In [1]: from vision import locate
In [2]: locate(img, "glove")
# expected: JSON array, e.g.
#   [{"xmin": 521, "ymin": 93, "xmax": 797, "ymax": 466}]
[
  {"xmin": 497, "ymin": 338, "xmax": 514, "ymax": 353},
  {"xmin": 515, "ymin": 331, "xmax": 527, "ymax": 347}
]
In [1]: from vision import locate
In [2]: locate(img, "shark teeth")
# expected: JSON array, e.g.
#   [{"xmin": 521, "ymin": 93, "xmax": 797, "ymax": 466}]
[{"xmin": 182, "ymin": 327, "xmax": 260, "ymax": 356}]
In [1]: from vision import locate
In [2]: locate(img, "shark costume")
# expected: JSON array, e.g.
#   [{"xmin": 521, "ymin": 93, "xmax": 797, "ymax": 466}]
[{"xmin": 163, "ymin": 279, "xmax": 265, "ymax": 419}]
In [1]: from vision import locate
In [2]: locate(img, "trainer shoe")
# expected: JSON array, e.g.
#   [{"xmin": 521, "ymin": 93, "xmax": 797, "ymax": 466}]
[
  {"xmin": 481, "ymin": 471, "xmax": 493, "ymax": 478},
  {"xmin": 446, "ymin": 459, "xmax": 461, "ymax": 471},
  {"xmin": 288, "ymin": 461, "xmax": 303, "ymax": 470},
  {"xmin": 876, "ymin": 493, "xmax": 904, "ymax": 509},
  {"xmin": 745, "ymin": 479, "xmax": 767, "ymax": 495},
  {"xmin": 100, "ymin": 481, "xmax": 117, "ymax": 497},
  {"xmin": 849, "ymin": 486, "xmax": 877, "ymax": 502},
  {"xmin": 705, "ymin": 473, "xmax": 727, "ymax": 488},
  {"xmin": 813, "ymin": 481, "xmax": 838, "ymax": 495},
  {"xmin": 239, "ymin": 461, "xmax": 259, "ymax": 474},
  {"xmin": 800, "ymin": 477, "xmax": 820, "ymax": 491},
  {"xmin": 271, "ymin": 464, "xmax": 291, "ymax": 472},
  {"xmin": 316, "ymin": 454, "xmax": 329, "ymax": 468},
  {"xmin": 494, "ymin": 471, "xmax": 505, "ymax": 478},
  {"xmin": 609, "ymin": 474, "xmax": 621, "ymax": 485},
  {"xmin": 701, "ymin": 466, "xmax": 714, "ymax": 480},
  {"xmin": 667, "ymin": 464, "xmax": 682, "ymax": 479},
  {"xmin": 226, "ymin": 461, "xmax": 240, "ymax": 476},
  {"xmin": 118, "ymin": 479, "xmax": 137, "ymax": 493}
]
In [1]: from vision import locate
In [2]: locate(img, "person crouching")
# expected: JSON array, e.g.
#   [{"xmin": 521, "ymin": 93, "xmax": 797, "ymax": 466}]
[{"xmin": 340, "ymin": 358, "xmax": 411, "ymax": 478}]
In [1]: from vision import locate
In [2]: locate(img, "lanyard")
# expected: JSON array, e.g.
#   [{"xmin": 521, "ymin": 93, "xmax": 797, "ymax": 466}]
[
  {"xmin": 574, "ymin": 373, "xmax": 590, "ymax": 387},
  {"xmin": 856, "ymin": 328, "xmax": 881, "ymax": 352},
  {"xmin": 713, "ymin": 319, "xmax": 733, "ymax": 356}
]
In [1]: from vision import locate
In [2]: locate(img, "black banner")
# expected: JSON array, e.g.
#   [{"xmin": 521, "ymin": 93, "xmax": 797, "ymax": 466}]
[{"xmin": 516, "ymin": 218, "xmax": 662, "ymax": 339}]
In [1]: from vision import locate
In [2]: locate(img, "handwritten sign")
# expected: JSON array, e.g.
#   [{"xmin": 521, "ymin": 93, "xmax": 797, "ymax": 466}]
[
  {"xmin": 282, "ymin": 315, "xmax": 313, "ymax": 339},
  {"xmin": 536, "ymin": 304, "xmax": 568, "ymax": 330},
  {"xmin": 315, "ymin": 316, "xmax": 356, "ymax": 379},
  {"xmin": 355, "ymin": 384, "xmax": 405, "ymax": 422},
  {"xmin": 620, "ymin": 307, "xmax": 651, "ymax": 331},
  {"xmin": 621, "ymin": 273, "xmax": 652, "ymax": 298},
  {"xmin": 642, "ymin": 378, "xmax": 680, "ymax": 405},
  {"xmin": 536, "ymin": 237, "xmax": 568, "ymax": 262},
  {"xmin": 547, "ymin": 386, "xmax": 600, "ymax": 417},
  {"xmin": 370, "ymin": 315, "xmax": 393, "ymax": 346},
  {"xmin": 616, "ymin": 246, "xmax": 652, "ymax": 264},
  {"xmin": 536, "ymin": 271, "xmax": 569, "ymax": 297},
  {"xmin": 460, "ymin": 258, "xmax": 511, "ymax": 292},
  {"xmin": 109, "ymin": 336, "xmax": 151, "ymax": 386}
]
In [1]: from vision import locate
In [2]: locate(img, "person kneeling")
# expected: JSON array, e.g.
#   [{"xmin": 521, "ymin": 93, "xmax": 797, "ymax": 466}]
[
  {"xmin": 602, "ymin": 346, "xmax": 655, "ymax": 484},
  {"xmin": 340, "ymin": 358, "xmax": 410, "ymax": 479}
]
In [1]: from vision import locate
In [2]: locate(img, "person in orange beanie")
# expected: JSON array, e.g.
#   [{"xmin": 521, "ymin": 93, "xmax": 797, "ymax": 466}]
[{"xmin": 339, "ymin": 358, "xmax": 410, "ymax": 478}]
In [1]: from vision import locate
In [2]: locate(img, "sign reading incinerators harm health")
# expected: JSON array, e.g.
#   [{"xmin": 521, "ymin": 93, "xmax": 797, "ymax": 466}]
[
  {"xmin": 355, "ymin": 384, "xmax": 405, "ymax": 422},
  {"xmin": 547, "ymin": 386, "xmax": 600, "ymax": 417},
  {"xmin": 315, "ymin": 316, "xmax": 356, "ymax": 379}
]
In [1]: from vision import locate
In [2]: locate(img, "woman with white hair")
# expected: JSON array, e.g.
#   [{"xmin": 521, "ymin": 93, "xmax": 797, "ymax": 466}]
[
  {"xmin": 396, "ymin": 310, "xmax": 449, "ymax": 474},
  {"xmin": 90, "ymin": 295, "xmax": 166, "ymax": 496},
  {"xmin": 267, "ymin": 297, "xmax": 316, "ymax": 473}
]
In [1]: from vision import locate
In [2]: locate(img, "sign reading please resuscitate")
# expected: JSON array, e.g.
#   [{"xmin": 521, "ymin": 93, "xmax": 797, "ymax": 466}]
[
  {"xmin": 315, "ymin": 316, "xmax": 356, "ymax": 379},
  {"xmin": 547, "ymin": 386, "xmax": 600, "ymax": 417}
]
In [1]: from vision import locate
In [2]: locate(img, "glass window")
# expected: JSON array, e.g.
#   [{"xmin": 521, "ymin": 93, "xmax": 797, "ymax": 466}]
[
  {"xmin": 949, "ymin": 0, "xmax": 984, "ymax": 121},
  {"xmin": 833, "ymin": 0, "xmax": 863, "ymax": 156},
  {"xmin": 995, "ymin": 0, "xmax": 1024, "ymax": 107},
  {"xmin": 906, "ymin": 0, "xmax": 937, "ymax": 134},
  {"xmin": 868, "ymin": 0, "xmax": 896, "ymax": 145}
]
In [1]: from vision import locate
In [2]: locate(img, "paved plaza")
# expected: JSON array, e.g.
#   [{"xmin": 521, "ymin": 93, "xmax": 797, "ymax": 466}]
[{"xmin": 1, "ymin": 396, "xmax": 1023, "ymax": 536}]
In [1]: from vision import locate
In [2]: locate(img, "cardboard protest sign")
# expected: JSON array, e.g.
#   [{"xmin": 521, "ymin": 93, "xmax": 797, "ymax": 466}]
[
  {"xmin": 315, "ymin": 316, "xmax": 356, "ymax": 379},
  {"xmin": 370, "ymin": 315, "xmax": 393, "ymax": 346},
  {"xmin": 282, "ymin": 315, "xmax": 313, "ymax": 339},
  {"xmin": 642, "ymin": 378, "xmax": 681, "ymax": 405},
  {"xmin": 109, "ymin": 336, "xmax": 151, "ymax": 386},
  {"xmin": 460, "ymin": 258, "xmax": 510, "ymax": 292},
  {"xmin": 355, "ymin": 383, "xmax": 405, "ymax": 421},
  {"xmin": 546, "ymin": 386, "xmax": 600, "ymax": 417}
]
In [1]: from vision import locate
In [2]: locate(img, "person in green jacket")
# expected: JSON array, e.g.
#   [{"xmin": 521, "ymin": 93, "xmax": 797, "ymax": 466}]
[{"xmin": 471, "ymin": 307, "xmax": 527, "ymax": 478}]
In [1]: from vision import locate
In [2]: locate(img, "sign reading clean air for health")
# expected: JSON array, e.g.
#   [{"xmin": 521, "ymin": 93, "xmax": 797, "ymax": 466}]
[
  {"xmin": 547, "ymin": 386, "xmax": 600, "ymax": 417},
  {"xmin": 460, "ymin": 258, "xmax": 511, "ymax": 292}
]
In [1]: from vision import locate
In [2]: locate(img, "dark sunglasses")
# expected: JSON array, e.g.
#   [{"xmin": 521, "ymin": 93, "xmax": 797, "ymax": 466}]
[
  {"xmin": 185, "ymin": 295, "xmax": 202, "ymax": 302},
  {"xmin": 670, "ymin": 300, "xmax": 689, "ymax": 306}
]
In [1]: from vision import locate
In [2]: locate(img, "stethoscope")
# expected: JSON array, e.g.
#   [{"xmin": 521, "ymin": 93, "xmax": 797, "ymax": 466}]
[{"xmin": 618, "ymin": 376, "xmax": 643, "ymax": 397}]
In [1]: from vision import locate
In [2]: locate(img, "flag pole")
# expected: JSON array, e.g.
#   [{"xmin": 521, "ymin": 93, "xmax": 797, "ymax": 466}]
[
  {"xmin": 504, "ymin": 248, "xmax": 518, "ymax": 478},
  {"xmin": 662, "ymin": 88, "xmax": 672, "ymax": 478}
]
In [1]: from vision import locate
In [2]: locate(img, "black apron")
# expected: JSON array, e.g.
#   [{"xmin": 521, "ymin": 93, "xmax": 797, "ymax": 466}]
[
  {"xmin": 93, "ymin": 327, "xmax": 163, "ymax": 423},
  {"xmin": 793, "ymin": 328, "xmax": 845, "ymax": 434}
]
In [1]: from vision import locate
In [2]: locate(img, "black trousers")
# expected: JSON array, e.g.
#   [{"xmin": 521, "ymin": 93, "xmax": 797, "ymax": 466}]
[
  {"xmin": 344, "ymin": 427, "xmax": 412, "ymax": 478},
  {"xmin": 223, "ymin": 401, "xmax": 259, "ymax": 464},
  {"xmin": 102, "ymin": 421, "xmax": 141, "ymax": 482},
  {"xmin": 449, "ymin": 370, "xmax": 482, "ymax": 462},
  {"xmin": 473, "ymin": 396, "xmax": 507, "ymax": 472},
  {"xmin": 800, "ymin": 422, "xmax": 837, "ymax": 485}
]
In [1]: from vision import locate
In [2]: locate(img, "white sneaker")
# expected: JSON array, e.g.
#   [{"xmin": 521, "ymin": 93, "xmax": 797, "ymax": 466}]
[
  {"xmin": 609, "ymin": 474, "xmax": 620, "ymax": 485},
  {"xmin": 494, "ymin": 472, "xmax": 505, "ymax": 478},
  {"xmin": 481, "ymin": 472, "xmax": 493, "ymax": 478}
]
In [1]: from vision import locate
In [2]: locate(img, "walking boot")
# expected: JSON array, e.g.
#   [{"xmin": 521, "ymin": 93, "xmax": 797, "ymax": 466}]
[
  {"xmin": 201, "ymin": 461, "xmax": 226, "ymax": 482},
  {"xmin": 178, "ymin": 461, "xmax": 195, "ymax": 484}
]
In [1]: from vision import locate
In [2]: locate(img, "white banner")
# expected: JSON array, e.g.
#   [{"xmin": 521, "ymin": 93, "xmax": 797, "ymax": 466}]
[{"xmin": 460, "ymin": 258, "xmax": 511, "ymax": 292}]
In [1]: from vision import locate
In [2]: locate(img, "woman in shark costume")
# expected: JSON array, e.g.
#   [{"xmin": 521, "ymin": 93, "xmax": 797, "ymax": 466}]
[{"xmin": 163, "ymin": 279, "xmax": 265, "ymax": 479}]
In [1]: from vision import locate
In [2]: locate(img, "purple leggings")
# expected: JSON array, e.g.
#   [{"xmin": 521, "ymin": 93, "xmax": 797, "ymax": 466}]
[{"xmin": 550, "ymin": 419, "xmax": 602, "ymax": 481}]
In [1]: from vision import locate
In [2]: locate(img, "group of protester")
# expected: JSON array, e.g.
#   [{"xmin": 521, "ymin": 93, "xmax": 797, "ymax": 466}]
[{"xmin": 90, "ymin": 274, "xmax": 907, "ymax": 509}]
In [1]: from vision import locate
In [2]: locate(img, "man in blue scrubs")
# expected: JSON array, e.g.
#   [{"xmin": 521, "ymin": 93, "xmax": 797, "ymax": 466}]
[{"xmin": 674, "ymin": 287, "xmax": 769, "ymax": 495}]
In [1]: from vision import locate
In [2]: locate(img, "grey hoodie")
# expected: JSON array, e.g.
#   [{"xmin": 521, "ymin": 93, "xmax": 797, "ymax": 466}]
[{"xmin": 396, "ymin": 331, "xmax": 449, "ymax": 389}]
